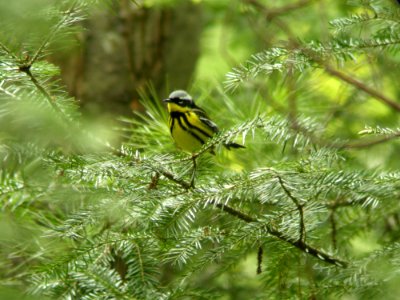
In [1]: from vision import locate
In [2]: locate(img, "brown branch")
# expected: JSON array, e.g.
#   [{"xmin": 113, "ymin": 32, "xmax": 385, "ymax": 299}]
[
  {"xmin": 299, "ymin": 39, "xmax": 400, "ymax": 113},
  {"xmin": 245, "ymin": 0, "xmax": 400, "ymax": 113},
  {"xmin": 212, "ymin": 202, "xmax": 256, "ymax": 223},
  {"xmin": 342, "ymin": 132, "xmax": 400, "ymax": 149},
  {"xmin": 156, "ymin": 168, "xmax": 191, "ymax": 190},
  {"xmin": 267, "ymin": 225, "xmax": 348, "ymax": 267},
  {"xmin": 128, "ymin": 153, "xmax": 192, "ymax": 190},
  {"xmin": 210, "ymin": 200, "xmax": 348, "ymax": 267},
  {"xmin": 323, "ymin": 64, "xmax": 400, "ymax": 112}
]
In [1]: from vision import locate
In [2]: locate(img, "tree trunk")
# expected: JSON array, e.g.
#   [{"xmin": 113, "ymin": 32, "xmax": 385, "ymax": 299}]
[{"xmin": 57, "ymin": 1, "xmax": 203, "ymax": 118}]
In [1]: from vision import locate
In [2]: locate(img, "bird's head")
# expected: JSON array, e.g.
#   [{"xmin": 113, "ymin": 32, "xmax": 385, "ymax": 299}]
[{"xmin": 163, "ymin": 90, "xmax": 195, "ymax": 112}]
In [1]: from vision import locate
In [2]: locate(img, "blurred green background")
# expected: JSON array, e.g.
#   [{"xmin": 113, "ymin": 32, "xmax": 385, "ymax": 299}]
[{"xmin": 1, "ymin": 0, "xmax": 400, "ymax": 299}]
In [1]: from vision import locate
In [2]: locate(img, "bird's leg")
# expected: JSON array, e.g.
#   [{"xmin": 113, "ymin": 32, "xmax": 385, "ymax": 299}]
[{"xmin": 190, "ymin": 154, "xmax": 197, "ymax": 188}]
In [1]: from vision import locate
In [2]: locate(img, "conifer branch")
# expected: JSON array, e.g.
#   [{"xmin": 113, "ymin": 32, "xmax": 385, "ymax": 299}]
[
  {"xmin": 152, "ymin": 166, "xmax": 191, "ymax": 190},
  {"xmin": 266, "ymin": 225, "xmax": 348, "ymax": 267},
  {"xmin": 28, "ymin": 0, "xmax": 80, "ymax": 66},
  {"xmin": 343, "ymin": 131, "xmax": 400, "ymax": 149},
  {"xmin": 212, "ymin": 201, "xmax": 256, "ymax": 223},
  {"xmin": 232, "ymin": 0, "xmax": 400, "ymax": 113},
  {"xmin": 18, "ymin": 66, "xmax": 64, "ymax": 115},
  {"xmin": 210, "ymin": 201, "xmax": 348, "ymax": 267},
  {"xmin": 277, "ymin": 175, "xmax": 306, "ymax": 242},
  {"xmin": 0, "ymin": 1, "xmax": 86, "ymax": 123},
  {"xmin": 297, "ymin": 37, "xmax": 400, "ymax": 113}
]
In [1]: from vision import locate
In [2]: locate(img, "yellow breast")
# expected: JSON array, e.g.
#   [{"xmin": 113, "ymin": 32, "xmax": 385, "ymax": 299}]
[{"xmin": 168, "ymin": 109, "xmax": 215, "ymax": 153}]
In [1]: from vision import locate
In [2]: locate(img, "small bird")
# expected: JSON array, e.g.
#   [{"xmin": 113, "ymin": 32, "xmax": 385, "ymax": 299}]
[{"xmin": 163, "ymin": 90, "xmax": 245, "ymax": 153}]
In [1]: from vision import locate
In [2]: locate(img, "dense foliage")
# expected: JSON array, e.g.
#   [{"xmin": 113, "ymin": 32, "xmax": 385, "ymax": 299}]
[{"xmin": 1, "ymin": 0, "xmax": 400, "ymax": 299}]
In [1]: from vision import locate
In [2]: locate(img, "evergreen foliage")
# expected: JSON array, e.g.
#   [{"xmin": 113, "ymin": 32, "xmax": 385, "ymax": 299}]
[{"xmin": 1, "ymin": 0, "xmax": 400, "ymax": 299}]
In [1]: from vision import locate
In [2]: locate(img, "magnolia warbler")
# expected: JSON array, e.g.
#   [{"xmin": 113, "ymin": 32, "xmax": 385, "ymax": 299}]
[{"xmin": 163, "ymin": 90, "xmax": 245, "ymax": 153}]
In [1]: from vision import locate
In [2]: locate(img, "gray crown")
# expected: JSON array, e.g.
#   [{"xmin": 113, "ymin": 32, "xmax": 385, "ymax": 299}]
[{"xmin": 168, "ymin": 90, "xmax": 192, "ymax": 100}]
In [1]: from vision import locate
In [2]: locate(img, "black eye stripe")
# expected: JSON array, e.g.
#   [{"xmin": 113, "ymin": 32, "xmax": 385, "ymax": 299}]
[{"xmin": 172, "ymin": 98, "xmax": 193, "ymax": 106}]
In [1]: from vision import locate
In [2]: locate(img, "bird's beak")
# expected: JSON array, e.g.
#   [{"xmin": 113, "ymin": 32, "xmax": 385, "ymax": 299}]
[{"xmin": 163, "ymin": 98, "xmax": 171, "ymax": 103}]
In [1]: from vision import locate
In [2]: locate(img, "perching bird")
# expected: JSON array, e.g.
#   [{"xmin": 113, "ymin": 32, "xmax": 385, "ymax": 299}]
[{"xmin": 163, "ymin": 90, "xmax": 245, "ymax": 153}]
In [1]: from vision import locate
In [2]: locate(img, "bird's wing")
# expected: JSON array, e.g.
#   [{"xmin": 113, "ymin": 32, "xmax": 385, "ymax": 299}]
[
  {"xmin": 199, "ymin": 116, "xmax": 219, "ymax": 133},
  {"xmin": 192, "ymin": 106, "xmax": 219, "ymax": 133}
]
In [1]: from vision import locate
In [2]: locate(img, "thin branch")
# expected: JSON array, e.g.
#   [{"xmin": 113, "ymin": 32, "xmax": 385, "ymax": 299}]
[
  {"xmin": 2, "ymin": 0, "xmax": 83, "ymax": 121},
  {"xmin": 300, "ymin": 37, "xmax": 400, "ymax": 113},
  {"xmin": 244, "ymin": 0, "xmax": 400, "ymax": 113},
  {"xmin": 342, "ymin": 132, "xmax": 400, "ymax": 149},
  {"xmin": 287, "ymin": 67, "xmax": 299, "ymax": 129},
  {"xmin": 301, "ymin": 37, "xmax": 400, "ymax": 113},
  {"xmin": 322, "ymin": 64, "xmax": 400, "ymax": 112},
  {"xmin": 268, "ymin": 225, "xmax": 348, "ymax": 267},
  {"xmin": 277, "ymin": 176, "xmax": 306, "ymax": 242},
  {"xmin": 19, "ymin": 66, "xmax": 64, "ymax": 115},
  {"xmin": 210, "ymin": 201, "xmax": 348, "ymax": 267},
  {"xmin": 155, "ymin": 167, "xmax": 191, "ymax": 190},
  {"xmin": 212, "ymin": 201, "xmax": 256, "ymax": 223}
]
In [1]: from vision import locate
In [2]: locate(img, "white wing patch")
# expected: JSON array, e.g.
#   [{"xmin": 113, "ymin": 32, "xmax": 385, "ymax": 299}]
[{"xmin": 199, "ymin": 117, "xmax": 219, "ymax": 133}]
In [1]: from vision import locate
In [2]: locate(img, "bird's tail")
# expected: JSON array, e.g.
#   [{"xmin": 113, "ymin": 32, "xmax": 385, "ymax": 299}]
[{"xmin": 224, "ymin": 142, "xmax": 245, "ymax": 150}]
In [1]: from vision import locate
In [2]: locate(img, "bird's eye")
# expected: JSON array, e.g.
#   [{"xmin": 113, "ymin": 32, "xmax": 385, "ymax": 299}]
[{"xmin": 178, "ymin": 100, "xmax": 185, "ymax": 106}]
